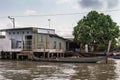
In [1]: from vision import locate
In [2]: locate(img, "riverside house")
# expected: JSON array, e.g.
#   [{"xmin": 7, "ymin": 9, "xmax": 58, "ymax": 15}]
[{"xmin": 0, "ymin": 27, "xmax": 66, "ymax": 60}]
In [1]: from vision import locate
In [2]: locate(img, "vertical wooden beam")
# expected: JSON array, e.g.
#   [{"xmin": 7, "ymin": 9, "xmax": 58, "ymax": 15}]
[
  {"xmin": 29, "ymin": 51, "xmax": 33, "ymax": 60},
  {"xmin": 57, "ymin": 53, "xmax": 59, "ymax": 58},
  {"xmin": 10, "ymin": 52, "xmax": 12, "ymax": 59},
  {"xmin": 0, "ymin": 51, "xmax": 1, "ymax": 59},
  {"xmin": 106, "ymin": 40, "xmax": 112, "ymax": 64},
  {"xmin": 63, "ymin": 52, "xmax": 64, "ymax": 57},
  {"xmin": 49, "ymin": 53, "xmax": 51, "ymax": 58},
  {"xmin": 17, "ymin": 54, "xmax": 19, "ymax": 60},
  {"xmin": 47, "ymin": 52, "xmax": 49, "ymax": 58},
  {"xmin": 52, "ymin": 53, "xmax": 53, "ymax": 58},
  {"xmin": 43, "ymin": 52, "xmax": 45, "ymax": 58},
  {"xmin": 46, "ymin": 35, "xmax": 48, "ymax": 49},
  {"xmin": 60, "ymin": 53, "xmax": 62, "ymax": 58}
]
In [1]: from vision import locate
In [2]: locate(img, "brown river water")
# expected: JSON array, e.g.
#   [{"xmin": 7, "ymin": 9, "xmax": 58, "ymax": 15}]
[{"xmin": 0, "ymin": 60, "xmax": 119, "ymax": 80}]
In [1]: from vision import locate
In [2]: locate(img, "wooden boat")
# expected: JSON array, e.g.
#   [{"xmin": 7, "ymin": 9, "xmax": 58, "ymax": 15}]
[{"xmin": 33, "ymin": 57, "xmax": 106, "ymax": 63}]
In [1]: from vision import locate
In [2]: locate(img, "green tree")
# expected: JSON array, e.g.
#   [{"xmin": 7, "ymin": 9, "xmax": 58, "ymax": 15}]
[{"xmin": 73, "ymin": 11, "xmax": 120, "ymax": 51}]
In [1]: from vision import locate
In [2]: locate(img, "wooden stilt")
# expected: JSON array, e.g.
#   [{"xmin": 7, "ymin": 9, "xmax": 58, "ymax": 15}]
[
  {"xmin": 0, "ymin": 51, "xmax": 1, "ymax": 59},
  {"xmin": 48, "ymin": 52, "xmax": 49, "ymax": 58},
  {"xmin": 60, "ymin": 53, "xmax": 62, "ymax": 58},
  {"xmin": 63, "ymin": 53, "xmax": 64, "ymax": 57},
  {"xmin": 43, "ymin": 52, "xmax": 45, "ymax": 58},
  {"xmin": 10, "ymin": 52, "xmax": 12, "ymax": 59},
  {"xmin": 57, "ymin": 53, "xmax": 59, "ymax": 58},
  {"xmin": 52, "ymin": 53, "xmax": 53, "ymax": 58},
  {"xmin": 17, "ymin": 54, "xmax": 19, "ymax": 60}
]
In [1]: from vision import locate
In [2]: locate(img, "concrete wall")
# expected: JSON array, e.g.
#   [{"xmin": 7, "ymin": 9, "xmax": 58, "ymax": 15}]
[
  {"xmin": 4, "ymin": 29, "xmax": 57, "ymax": 50},
  {"xmin": 0, "ymin": 38, "xmax": 11, "ymax": 51},
  {"xmin": 6, "ymin": 30, "xmax": 32, "ymax": 49}
]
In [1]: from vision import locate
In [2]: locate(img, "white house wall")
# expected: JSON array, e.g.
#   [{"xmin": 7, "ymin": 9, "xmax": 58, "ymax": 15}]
[
  {"xmin": 6, "ymin": 30, "xmax": 32, "ymax": 49},
  {"xmin": 0, "ymin": 38, "xmax": 11, "ymax": 51}
]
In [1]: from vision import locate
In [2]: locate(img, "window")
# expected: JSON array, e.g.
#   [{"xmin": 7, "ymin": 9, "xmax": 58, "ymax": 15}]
[
  {"xmin": 54, "ymin": 41, "xmax": 56, "ymax": 49},
  {"xmin": 17, "ymin": 32, "xmax": 19, "ymax": 34},
  {"xmin": 13, "ymin": 32, "xmax": 15, "ymax": 34},
  {"xmin": 22, "ymin": 32, "xmax": 24, "ymax": 34},
  {"xmin": 11, "ymin": 39, "xmax": 16, "ymax": 49},
  {"xmin": 27, "ymin": 31, "xmax": 29, "ymax": 34},
  {"xmin": 59, "ymin": 42, "xmax": 62, "ymax": 49},
  {"xmin": 9, "ymin": 32, "xmax": 11, "ymax": 35}
]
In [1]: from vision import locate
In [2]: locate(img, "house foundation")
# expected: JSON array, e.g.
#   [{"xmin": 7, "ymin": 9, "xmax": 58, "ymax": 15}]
[
  {"xmin": 0, "ymin": 50, "xmax": 64, "ymax": 60},
  {"xmin": 33, "ymin": 51, "xmax": 64, "ymax": 59}
]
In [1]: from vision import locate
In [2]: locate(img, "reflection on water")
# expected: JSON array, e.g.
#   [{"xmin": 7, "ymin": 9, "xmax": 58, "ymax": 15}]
[
  {"xmin": 0, "ymin": 60, "xmax": 119, "ymax": 80},
  {"xmin": 72, "ymin": 63, "xmax": 116, "ymax": 80},
  {"xmin": 114, "ymin": 60, "xmax": 120, "ymax": 80}
]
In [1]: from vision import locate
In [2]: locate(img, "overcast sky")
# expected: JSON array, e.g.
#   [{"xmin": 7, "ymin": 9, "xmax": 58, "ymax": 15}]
[{"xmin": 0, "ymin": 0, "xmax": 120, "ymax": 38}]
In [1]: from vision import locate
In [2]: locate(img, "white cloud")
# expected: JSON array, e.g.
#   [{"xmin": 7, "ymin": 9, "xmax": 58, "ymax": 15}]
[
  {"xmin": 0, "ymin": 19, "xmax": 11, "ymax": 29},
  {"xmin": 56, "ymin": 0, "xmax": 74, "ymax": 4},
  {"xmin": 0, "ymin": 19, "xmax": 27, "ymax": 29},
  {"xmin": 56, "ymin": 0, "xmax": 81, "ymax": 11},
  {"xmin": 24, "ymin": 10, "xmax": 37, "ymax": 15},
  {"xmin": 71, "ymin": 5, "xmax": 80, "ymax": 10},
  {"xmin": 56, "ymin": 0, "xmax": 120, "ymax": 11},
  {"xmin": 0, "ymin": 23, "xmax": 6, "ymax": 29}
]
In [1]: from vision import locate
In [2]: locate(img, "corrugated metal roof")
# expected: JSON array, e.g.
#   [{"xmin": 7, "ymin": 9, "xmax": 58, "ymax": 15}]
[
  {"xmin": 37, "ymin": 33, "xmax": 66, "ymax": 40},
  {"xmin": 0, "ymin": 27, "xmax": 55, "ymax": 31},
  {"xmin": 0, "ymin": 27, "xmax": 66, "ymax": 40},
  {"xmin": 49, "ymin": 34, "xmax": 66, "ymax": 40}
]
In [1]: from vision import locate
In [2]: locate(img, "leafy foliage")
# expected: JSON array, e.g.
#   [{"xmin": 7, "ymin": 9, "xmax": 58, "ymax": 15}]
[{"xmin": 73, "ymin": 11, "xmax": 120, "ymax": 51}]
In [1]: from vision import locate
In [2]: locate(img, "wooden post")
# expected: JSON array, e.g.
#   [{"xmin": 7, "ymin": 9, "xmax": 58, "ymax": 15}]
[
  {"xmin": 63, "ymin": 53, "xmax": 64, "ymax": 57},
  {"xmin": 43, "ymin": 52, "xmax": 45, "ymax": 58},
  {"xmin": 60, "ymin": 53, "xmax": 62, "ymax": 57},
  {"xmin": 47, "ymin": 53, "xmax": 49, "ymax": 58},
  {"xmin": 0, "ymin": 51, "xmax": 1, "ymax": 59},
  {"xmin": 52, "ymin": 53, "xmax": 53, "ymax": 58},
  {"xmin": 10, "ymin": 52, "xmax": 12, "ymax": 59},
  {"xmin": 56, "ymin": 53, "xmax": 58, "ymax": 58},
  {"xmin": 106, "ymin": 40, "xmax": 112, "ymax": 64}
]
